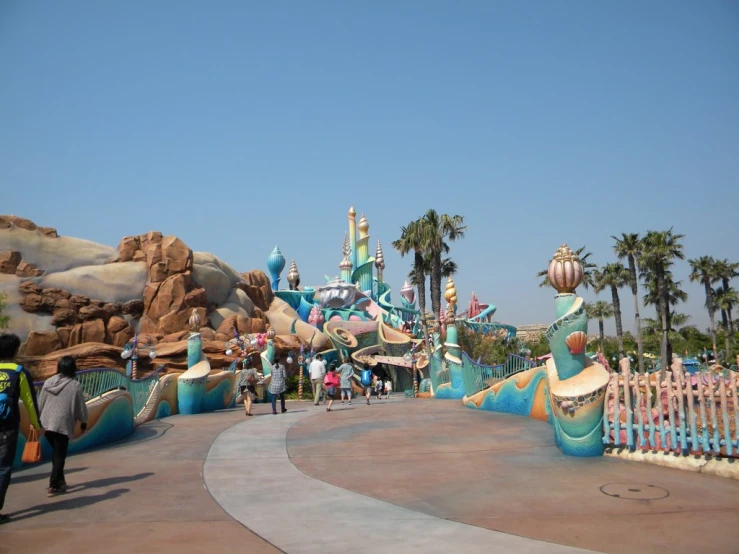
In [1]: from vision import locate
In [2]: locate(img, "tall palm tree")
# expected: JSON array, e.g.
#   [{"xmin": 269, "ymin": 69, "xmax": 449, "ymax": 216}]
[
  {"xmin": 688, "ymin": 256, "xmax": 719, "ymax": 360},
  {"xmin": 613, "ymin": 233, "xmax": 645, "ymax": 373},
  {"xmin": 593, "ymin": 263, "xmax": 630, "ymax": 360},
  {"xmin": 585, "ymin": 301, "xmax": 614, "ymax": 354},
  {"xmin": 407, "ymin": 255, "xmax": 458, "ymax": 293},
  {"xmin": 640, "ymin": 229, "xmax": 685, "ymax": 374},
  {"xmin": 420, "ymin": 209, "xmax": 466, "ymax": 319},
  {"xmin": 393, "ymin": 220, "xmax": 431, "ymax": 319},
  {"xmin": 537, "ymin": 246, "xmax": 597, "ymax": 289},
  {"xmin": 714, "ymin": 286, "xmax": 738, "ymax": 361},
  {"xmin": 713, "ymin": 259, "xmax": 738, "ymax": 347}
]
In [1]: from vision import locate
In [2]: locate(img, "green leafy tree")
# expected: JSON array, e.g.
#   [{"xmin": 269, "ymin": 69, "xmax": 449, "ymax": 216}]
[
  {"xmin": 585, "ymin": 301, "xmax": 614, "ymax": 353},
  {"xmin": 688, "ymin": 256, "xmax": 719, "ymax": 360},
  {"xmin": 593, "ymin": 262, "xmax": 630, "ymax": 360},
  {"xmin": 393, "ymin": 220, "xmax": 432, "ymax": 320},
  {"xmin": 713, "ymin": 258, "xmax": 738, "ymax": 349},
  {"xmin": 613, "ymin": 233, "xmax": 646, "ymax": 374},
  {"xmin": 640, "ymin": 229, "xmax": 685, "ymax": 373},
  {"xmin": 714, "ymin": 286, "xmax": 738, "ymax": 361},
  {"xmin": 0, "ymin": 293, "xmax": 9, "ymax": 330}
]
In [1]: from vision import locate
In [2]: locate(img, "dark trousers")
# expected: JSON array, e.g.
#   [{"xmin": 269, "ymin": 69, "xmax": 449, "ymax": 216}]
[
  {"xmin": 44, "ymin": 431, "xmax": 69, "ymax": 489},
  {"xmin": 271, "ymin": 392, "xmax": 286, "ymax": 413},
  {"xmin": 0, "ymin": 429, "xmax": 19, "ymax": 511}
]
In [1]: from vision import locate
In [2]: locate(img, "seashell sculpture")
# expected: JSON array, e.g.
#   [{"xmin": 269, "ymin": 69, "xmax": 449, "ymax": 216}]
[
  {"xmin": 565, "ymin": 330, "xmax": 587, "ymax": 354},
  {"xmin": 358, "ymin": 214, "xmax": 369, "ymax": 235},
  {"xmin": 267, "ymin": 245, "xmax": 286, "ymax": 291},
  {"xmin": 318, "ymin": 277, "xmax": 358, "ymax": 309},
  {"xmin": 547, "ymin": 244, "xmax": 584, "ymax": 294},
  {"xmin": 400, "ymin": 280, "xmax": 415, "ymax": 304},
  {"xmin": 308, "ymin": 304, "xmax": 325, "ymax": 327},
  {"xmin": 374, "ymin": 240, "xmax": 385, "ymax": 270},
  {"xmin": 287, "ymin": 260, "xmax": 300, "ymax": 290},
  {"xmin": 444, "ymin": 277, "xmax": 458, "ymax": 306},
  {"xmin": 188, "ymin": 308, "xmax": 200, "ymax": 333},
  {"xmin": 266, "ymin": 326, "xmax": 276, "ymax": 340}
]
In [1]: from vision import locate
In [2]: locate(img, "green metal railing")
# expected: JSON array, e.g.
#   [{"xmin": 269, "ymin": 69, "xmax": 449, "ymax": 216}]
[
  {"xmin": 459, "ymin": 353, "xmax": 535, "ymax": 397},
  {"xmin": 34, "ymin": 367, "xmax": 163, "ymax": 417}
]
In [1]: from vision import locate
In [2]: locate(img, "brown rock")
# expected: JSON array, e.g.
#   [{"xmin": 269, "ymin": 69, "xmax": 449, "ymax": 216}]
[
  {"xmin": 4, "ymin": 216, "xmax": 37, "ymax": 231},
  {"xmin": 184, "ymin": 287, "xmax": 207, "ymax": 308},
  {"xmin": 143, "ymin": 231, "xmax": 163, "ymax": 245},
  {"xmin": 15, "ymin": 262, "xmax": 44, "ymax": 277},
  {"xmin": 214, "ymin": 332, "xmax": 231, "ymax": 342},
  {"xmin": 42, "ymin": 288, "xmax": 68, "ymax": 304},
  {"xmin": 240, "ymin": 270, "xmax": 274, "ymax": 311},
  {"xmin": 116, "ymin": 236, "xmax": 140, "ymax": 262},
  {"xmin": 132, "ymin": 250, "xmax": 146, "ymax": 263},
  {"xmin": 18, "ymin": 343, "xmax": 126, "ymax": 381},
  {"xmin": 121, "ymin": 299, "xmax": 144, "ymax": 317},
  {"xmin": 161, "ymin": 236, "xmax": 192, "ymax": 274},
  {"xmin": 69, "ymin": 295, "xmax": 90, "ymax": 308},
  {"xmin": 24, "ymin": 331, "xmax": 62, "ymax": 356},
  {"xmin": 38, "ymin": 226, "xmax": 58, "ymax": 238},
  {"xmin": 139, "ymin": 315, "xmax": 159, "ymax": 335},
  {"xmin": 145, "ymin": 243, "xmax": 163, "ymax": 268},
  {"xmin": 250, "ymin": 318, "xmax": 267, "ymax": 333},
  {"xmin": 101, "ymin": 303, "xmax": 119, "ymax": 321},
  {"xmin": 106, "ymin": 316, "xmax": 134, "ymax": 346},
  {"xmin": 0, "ymin": 216, "xmax": 10, "ymax": 229},
  {"xmin": 160, "ymin": 330, "xmax": 189, "ymax": 343},
  {"xmin": 199, "ymin": 327, "xmax": 216, "ymax": 341},
  {"xmin": 78, "ymin": 304, "xmax": 106, "ymax": 321},
  {"xmin": 149, "ymin": 262, "xmax": 169, "ymax": 283},
  {"xmin": 216, "ymin": 314, "xmax": 252, "ymax": 337},
  {"xmin": 136, "ymin": 334, "xmax": 159, "ymax": 346},
  {"xmin": 155, "ymin": 308, "xmax": 192, "ymax": 336},
  {"xmin": 19, "ymin": 281, "xmax": 42, "ymax": 295},
  {"xmin": 0, "ymin": 250, "xmax": 22, "ymax": 274},
  {"xmin": 81, "ymin": 319, "xmax": 105, "ymax": 343},
  {"xmin": 142, "ymin": 282, "xmax": 161, "ymax": 312},
  {"xmin": 147, "ymin": 273, "xmax": 190, "ymax": 321},
  {"xmin": 51, "ymin": 308, "xmax": 78, "ymax": 326},
  {"xmin": 20, "ymin": 293, "xmax": 44, "ymax": 313},
  {"xmin": 57, "ymin": 326, "xmax": 72, "ymax": 348}
]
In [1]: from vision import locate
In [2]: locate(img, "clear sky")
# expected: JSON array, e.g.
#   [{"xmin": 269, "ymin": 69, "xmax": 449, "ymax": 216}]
[{"xmin": 1, "ymin": 1, "xmax": 737, "ymax": 335}]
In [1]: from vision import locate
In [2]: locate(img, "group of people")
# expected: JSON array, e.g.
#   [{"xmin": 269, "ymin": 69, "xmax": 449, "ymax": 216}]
[
  {"xmin": 309, "ymin": 354, "xmax": 392, "ymax": 412},
  {"xmin": 237, "ymin": 355, "xmax": 288, "ymax": 416},
  {"xmin": 0, "ymin": 333, "xmax": 89, "ymax": 524}
]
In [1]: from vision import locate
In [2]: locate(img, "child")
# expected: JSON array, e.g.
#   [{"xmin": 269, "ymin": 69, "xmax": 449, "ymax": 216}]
[
  {"xmin": 384, "ymin": 378, "xmax": 392, "ymax": 399},
  {"xmin": 375, "ymin": 377, "xmax": 383, "ymax": 399}
]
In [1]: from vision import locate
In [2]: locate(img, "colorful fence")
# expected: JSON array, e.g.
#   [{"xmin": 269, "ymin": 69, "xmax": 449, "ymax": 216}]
[
  {"xmin": 459, "ymin": 353, "xmax": 536, "ymax": 397},
  {"xmin": 603, "ymin": 359, "xmax": 739, "ymax": 458}
]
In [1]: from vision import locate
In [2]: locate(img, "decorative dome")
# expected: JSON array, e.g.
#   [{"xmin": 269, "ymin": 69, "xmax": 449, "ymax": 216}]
[
  {"xmin": 444, "ymin": 277, "xmax": 458, "ymax": 306},
  {"xmin": 357, "ymin": 214, "xmax": 369, "ymax": 234},
  {"xmin": 267, "ymin": 245, "xmax": 286, "ymax": 276},
  {"xmin": 547, "ymin": 244, "xmax": 583, "ymax": 294},
  {"xmin": 339, "ymin": 256, "xmax": 353, "ymax": 270},
  {"xmin": 287, "ymin": 260, "xmax": 300, "ymax": 289},
  {"xmin": 374, "ymin": 240, "xmax": 385, "ymax": 270},
  {"xmin": 348, "ymin": 206, "xmax": 356, "ymax": 217}
]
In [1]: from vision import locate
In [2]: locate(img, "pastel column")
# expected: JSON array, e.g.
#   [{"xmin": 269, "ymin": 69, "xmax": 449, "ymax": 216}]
[
  {"xmin": 438, "ymin": 278, "xmax": 465, "ymax": 399},
  {"xmin": 187, "ymin": 332, "xmax": 202, "ymax": 368},
  {"xmin": 267, "ymin": 245, "xmax": 286, "ymax": 292}
]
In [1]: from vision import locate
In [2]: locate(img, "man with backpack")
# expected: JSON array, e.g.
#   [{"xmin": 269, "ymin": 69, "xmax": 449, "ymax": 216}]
[
  {"xmin": 0, "ymin": 333, "xmax": 42, "ymax": 524},
  {"xmin": 360, "ymin": 363, "xmax": 373, "ymax": 405}
]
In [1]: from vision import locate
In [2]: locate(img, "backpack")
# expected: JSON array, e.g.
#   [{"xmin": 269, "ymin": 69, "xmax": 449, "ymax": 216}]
[
  {"xmin": 361, "ymin": 369, "xmax": 372, "ymax": 387},
  {"xmin": 0, "ymin": 364, "xmax": 22, "ymax": 422},
  {"xmin": 246, "ymin": 371, "xmax": 257, "ymax": 385}
]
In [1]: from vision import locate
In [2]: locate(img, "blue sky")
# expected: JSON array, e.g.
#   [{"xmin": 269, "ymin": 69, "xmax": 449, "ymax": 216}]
[{"xmin": 1, "ymin": 1, "xmax": 737, "ymax": 335}]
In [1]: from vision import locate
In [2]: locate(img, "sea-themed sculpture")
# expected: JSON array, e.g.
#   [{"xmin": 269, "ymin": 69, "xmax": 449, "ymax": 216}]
[
  {"xmin": 374, "ymin": 240, "xmax": 385, "ymax": 283},
  {"xmin": 287, "ymin": 260, "xmax": 300, "ymax": 291},
  {"xmin": 545, "ymin": 244, "xmax": 609, "ymax": 457},
  {"xmin": 400, "ymin": 280, "xmax": 415, "ymax": 304},
  {"xmin": 188, "ymin": 308, "xmax": 200, "ymax": 333},
  {"xmin": 267, "ymin": 245, "xmax": 286, "ymax": 291},
  {"xmin": 467, "ymin": 292, "xmax": 481, "ymax": 319},
  {"xmin": 318, "ymin": 277, "xmax": 358, "ymax": 309},
  {"xmin": 308, "ymin": 304, "xmax": 325, "ymax": 328}
]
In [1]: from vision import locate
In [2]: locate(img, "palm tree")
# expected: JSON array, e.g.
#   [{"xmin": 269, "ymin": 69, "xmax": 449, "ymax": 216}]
[
  {"xmin": 585, "ymin": 301, "xmax": 614, "ymax": 354},
  {"xmin": 613, "ymin": 233, "xmax": 645, "ymax": 374},
  {"xmin": 640, "ymin": 229, "xmax": 685, "ymax": 374},
  {"xmin": 393, "ymin": 220, "xmax": 431, "ymax": 320},
  {"xmin": 713, "ymin": 259, "xmax": 738, "ymax": 348},
  {"xmin": 420, "ymin": 209, "xmax": 466, "ymax": 319},
  {"xmin": 537, "ymin": 246, "xmax": 597, "ymax": 289},
  {"xmin": 593, "ymin": 263, "xmax": 630, "ymax": 360},
  {"xmin": 688, "ymin": 256, "xmax": 719, "ymax": 360},
  {"xmin": 714, "ymin": 286, "xmax": 739, "ymax": 361}
]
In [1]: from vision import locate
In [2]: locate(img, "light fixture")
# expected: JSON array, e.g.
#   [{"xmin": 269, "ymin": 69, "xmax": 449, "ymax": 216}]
[
  {"xmin": 149, "ymin": 350, "xmax": 157, "ymax": 359},
  {"xmin": 226, "ymin": 348, "xmax": 233, "ymax": 356}
]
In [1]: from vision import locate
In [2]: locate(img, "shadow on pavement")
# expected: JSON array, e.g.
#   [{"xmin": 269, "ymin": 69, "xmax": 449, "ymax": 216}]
[
  {"xmin": 65, "ymin": 472, "xmax": 155, "ymax": 493},
  {"xmin": 7, "ymin": 489, "xmax": 130, "ymax": 523},
  {"xmin": 11, "ymin": 467, "xmax": 88, "ymax": 485}
]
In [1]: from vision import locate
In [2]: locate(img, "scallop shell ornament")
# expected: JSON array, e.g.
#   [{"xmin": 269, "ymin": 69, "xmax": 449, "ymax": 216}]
[
  {"xmin": 565, "ymin": 331, "xmax": 587, "ymax": 354},
  {"xmin": 444, "ymin": 277, "xmax": 458, "ymax": 306},
  {"xmin": 547, "ymin": 244, "xmax": 584, "ymax": 294}
]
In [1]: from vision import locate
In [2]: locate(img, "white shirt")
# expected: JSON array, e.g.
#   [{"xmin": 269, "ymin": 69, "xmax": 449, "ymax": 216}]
[
  {"xmin": 309, "ymin": 359, "xmax": 326, "ymax": 380},
  {"xmin": 385, "ymin": 381, "xmax": 392, "ymax": 391}
]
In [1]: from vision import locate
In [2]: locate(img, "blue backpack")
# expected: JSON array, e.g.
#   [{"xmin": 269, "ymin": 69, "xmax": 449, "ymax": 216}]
[
  {"xmin": 361, "ymin": 369, "xmax": 372, "ymax": 387},
  {"xmin": 0, "ymin": 364, "xmax": 22, "ymax": 422}
]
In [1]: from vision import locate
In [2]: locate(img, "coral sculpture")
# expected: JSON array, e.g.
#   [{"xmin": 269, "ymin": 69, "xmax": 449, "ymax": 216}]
[{"xmin": 545, "ymin": 244, "xmax": 609, "ymax": 457}]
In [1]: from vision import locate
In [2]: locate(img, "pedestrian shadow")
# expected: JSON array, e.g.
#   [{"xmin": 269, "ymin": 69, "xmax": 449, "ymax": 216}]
[
  {"xmin": 11, "ymin": 467, "xmax": 88, "ymax": 485},
  {"xmin": 65, "ymin": 472, "xmax": 154, "ymax": 493},
  {"xmin": 7, "ymin": 488, "xmax": 130, "ymax": 523}
]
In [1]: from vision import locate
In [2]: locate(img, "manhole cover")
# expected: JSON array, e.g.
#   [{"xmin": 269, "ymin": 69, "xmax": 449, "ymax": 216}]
[{"xmin": 600, "ymin": 482, "xmax": 669, "ymax": 500}]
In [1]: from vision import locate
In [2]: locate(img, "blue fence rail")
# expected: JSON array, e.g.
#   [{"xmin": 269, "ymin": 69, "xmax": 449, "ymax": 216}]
[
  {"xmin": 34, "ymin": 366, "xmax": 164, "ymax": 417},
  {"xmin": 459, "ymin": 353, "xmax": 536, "ymax": 397}
]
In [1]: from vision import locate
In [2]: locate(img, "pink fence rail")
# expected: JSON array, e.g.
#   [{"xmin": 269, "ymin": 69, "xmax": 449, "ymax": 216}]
[{"xmin": 603, "ymin": 358, "xmax": 739, "ymax": 458}]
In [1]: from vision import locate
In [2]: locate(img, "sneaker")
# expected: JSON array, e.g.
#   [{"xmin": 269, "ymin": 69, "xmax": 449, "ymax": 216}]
[
  {"xmin": 0, "ymin": 513, "xmax": 9, "ymax": 524},
  {"xmin": 272, "ymin": 411, "xmax": 277, "ymax": 415},
  {"xmin": 281, "ymin": 408, "xmax": 287, "ymax": 413},
  {"xmin": 47, "ymin": 487, "xmax": 61, "ymax": 497}
]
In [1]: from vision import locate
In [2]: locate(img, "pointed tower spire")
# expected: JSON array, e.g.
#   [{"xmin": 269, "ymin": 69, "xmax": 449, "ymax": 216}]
[
  {"xmin": 339, "ymin": 233, "xmax": 353, "ymax": 283},
  {"xmin": 374, "ymin": 239, "xmax": 385, "ymax": 283}
]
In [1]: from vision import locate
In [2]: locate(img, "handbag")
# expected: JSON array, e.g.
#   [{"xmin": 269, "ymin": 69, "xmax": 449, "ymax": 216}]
[{"xmin": 22, "ymin": 426, "xmax": 42, "ymax": 464}]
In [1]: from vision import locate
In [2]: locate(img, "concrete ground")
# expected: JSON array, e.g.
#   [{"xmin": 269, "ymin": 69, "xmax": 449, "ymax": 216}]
[{"xmin": 3, "ymin": 396, "xmax": 739, "ymax": 553}]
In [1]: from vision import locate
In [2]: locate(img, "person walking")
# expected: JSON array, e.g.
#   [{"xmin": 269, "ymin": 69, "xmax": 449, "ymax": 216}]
[
  {"xmin": 323, "ymin": 364, "xmax": 340, "ymax": 412},
  {"xmin": 38, "ymin": 356, "xmax": 88, "ymax": 497},
  {"xmin": 384, "ymin": 378, "xmax": 392, "ymax": 399},
  {"xmin": 338, "ymin": 358, "xmax": 354, "ymax": 405},
  {"xmin": 269, "ymin": 356, "xmax": 287, "ymax": 415},
  {"xmin": 309, "ymin": 353, "xmax": 326, "ymax": 406},
  {"xmin": 238, "ymin": 357, "xmax": 259, "ymax": 417},
  {"xmin": 0, "ymin": 333, "xmax": 42, "ymax": 524},
  {"xmin": 360, "ymin": 363, "xmax": 373, "ymax": 405}
]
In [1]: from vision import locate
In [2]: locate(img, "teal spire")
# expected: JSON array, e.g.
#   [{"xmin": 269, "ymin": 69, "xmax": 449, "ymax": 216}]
[{"xmin": 267, "ymin": 245, "xmax": 286, "ymax": 291}]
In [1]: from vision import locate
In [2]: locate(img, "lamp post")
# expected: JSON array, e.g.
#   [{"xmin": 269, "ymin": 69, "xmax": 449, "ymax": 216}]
[
  {"xmin": 121, "ymin": 334, "xmax": 157, "ymax": 379},
  {"xmin": 297, "ymin": 345, "xmax": 305, "ymax": 401},
  {"xmin": 404, "ymin": 345, "xmax": 419, "ymax": 398}
]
